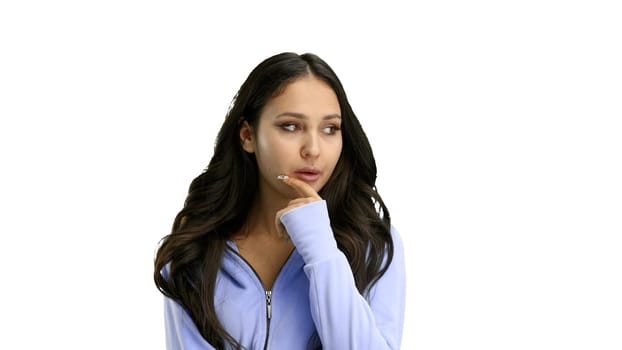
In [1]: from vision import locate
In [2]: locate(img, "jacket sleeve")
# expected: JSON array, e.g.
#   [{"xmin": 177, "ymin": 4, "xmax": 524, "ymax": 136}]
[
  {"xmin": 162, "ymin": 279, "xmax": 217, "ymax": 349},
  {"xmin": 280, "ymin": 200, "xmax": 406, "ymax": 349}
]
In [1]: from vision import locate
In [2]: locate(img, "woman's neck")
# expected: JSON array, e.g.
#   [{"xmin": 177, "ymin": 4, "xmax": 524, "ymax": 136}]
[{"xmin": 240, "ymin": 184, "xmax": 290, "ymax": 239}]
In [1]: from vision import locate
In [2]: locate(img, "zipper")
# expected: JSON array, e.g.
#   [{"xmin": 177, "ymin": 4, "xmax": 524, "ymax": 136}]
[
  {"xmin": 264, "ymin": 290, "xmax": 272, "ymax": 350},
  {"xmin": 265, "ymin": 290, "xmax": 272, "ymax": 320},
  {"xmin": 226, "ymin": 244, "xmax": 294, "ymax": 350}
]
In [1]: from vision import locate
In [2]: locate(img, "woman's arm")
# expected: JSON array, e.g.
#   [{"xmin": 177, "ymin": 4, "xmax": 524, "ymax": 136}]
[{"xmin": 280, "ymin": 200, "xmax": 406, "ymax": 349}]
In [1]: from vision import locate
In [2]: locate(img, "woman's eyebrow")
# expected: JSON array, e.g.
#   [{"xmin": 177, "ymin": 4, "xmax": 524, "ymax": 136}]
[{"xmin": 275, "ymin": 112, "xmax": 342, "ymax": 120}]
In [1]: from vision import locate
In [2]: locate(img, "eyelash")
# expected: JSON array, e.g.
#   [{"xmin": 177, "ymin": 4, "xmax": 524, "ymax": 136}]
[{"xmin": 279, "ymin": 123, "xmax": 341, "ymax": 135}]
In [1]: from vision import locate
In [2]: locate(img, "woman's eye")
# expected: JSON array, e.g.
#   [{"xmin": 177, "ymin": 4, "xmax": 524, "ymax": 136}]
[
  {"xmin": 323, "ymin": 125, "xmax": 341, "ymax": 134},
  {"xmin": 281, "ymin": 123, "xmax": 297, "ymax": 132}
]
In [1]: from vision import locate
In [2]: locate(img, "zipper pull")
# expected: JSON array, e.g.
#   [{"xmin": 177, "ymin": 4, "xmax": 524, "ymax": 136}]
[{"xmin": 265, "ymin": 290, "xmax": 272, "ymax": 320}]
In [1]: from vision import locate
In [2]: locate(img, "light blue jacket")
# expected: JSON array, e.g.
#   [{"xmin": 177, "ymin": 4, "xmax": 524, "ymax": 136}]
[{"xmin": 163, "ymin": 200, "xmax": 406, "ymax": 349}]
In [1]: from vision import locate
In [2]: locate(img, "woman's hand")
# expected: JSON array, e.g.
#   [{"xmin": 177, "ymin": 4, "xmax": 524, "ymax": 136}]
[{"xmin": 275, "ymin": 175, "xmax": 322, "ymax": 240}]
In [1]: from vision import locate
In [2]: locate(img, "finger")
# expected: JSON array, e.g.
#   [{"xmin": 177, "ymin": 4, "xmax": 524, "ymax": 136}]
[
  {"xmin": 277, "ymin": 175, "xmax": 321, "ymax": 199},
  {"xmin": 275, "ymin": 197, "xmax": 317, "ymax": 242},
  {"xmin": 287, "ymin": 197, "xmax": 317, "ymax": 207},
  {"xmin": 275, "ymin": 200, "xmax": 312, "ymax": 222},
  {"xmin": 274, "ymin": 209, "xmax": 292, "ymax": 241},
  {"xmin": 275, "ymin": 220, "xmax": 290, "ymax": 241}
]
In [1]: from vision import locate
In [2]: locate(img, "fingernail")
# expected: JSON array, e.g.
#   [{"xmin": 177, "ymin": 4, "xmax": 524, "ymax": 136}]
[{"xmin": 277, "ymin": 175, "xmax": 289, "ymax": 180}]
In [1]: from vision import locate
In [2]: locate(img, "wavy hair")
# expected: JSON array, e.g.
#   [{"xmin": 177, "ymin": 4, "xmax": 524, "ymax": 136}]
[{"xmin": 154, "ymin": 52, "xmax": 394, "ymax": 349}]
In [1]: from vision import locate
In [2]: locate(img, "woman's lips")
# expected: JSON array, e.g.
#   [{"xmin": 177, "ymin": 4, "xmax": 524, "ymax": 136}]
[{"xmin": 293, "ymin": 169, "xmax": 320, "ymax": 182}]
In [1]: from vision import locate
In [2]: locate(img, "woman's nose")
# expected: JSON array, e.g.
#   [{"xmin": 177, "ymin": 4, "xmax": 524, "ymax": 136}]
[{"xmin": 301, "ymin": 133, "xmax": 320, "ymax": 158}]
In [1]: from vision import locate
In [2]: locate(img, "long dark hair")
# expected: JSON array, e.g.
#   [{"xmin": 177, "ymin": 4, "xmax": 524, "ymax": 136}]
[{"xmin": 154, "ymin": 52, "xmax": 394, "ymax": 349}]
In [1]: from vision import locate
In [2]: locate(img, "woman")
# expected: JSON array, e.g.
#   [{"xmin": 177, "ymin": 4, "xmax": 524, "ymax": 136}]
[{"xmin": 154, "ymin": 52, "xmax": 406, "ymax": 349}]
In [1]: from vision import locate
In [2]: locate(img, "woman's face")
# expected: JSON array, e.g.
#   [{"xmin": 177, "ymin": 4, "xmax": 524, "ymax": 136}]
[{"xmin": 241, "ymin": 75, "xmax": 343, "ymax": 200}]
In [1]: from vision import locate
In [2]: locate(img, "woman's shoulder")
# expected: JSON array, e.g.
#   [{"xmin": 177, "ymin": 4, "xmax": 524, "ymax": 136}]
[{"xmin": 389, "ymin": 224, "xmax": 404, "ymax": 245}]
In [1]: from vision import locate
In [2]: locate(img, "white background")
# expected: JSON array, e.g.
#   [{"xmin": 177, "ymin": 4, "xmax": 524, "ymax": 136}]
[{"xmin": 1, "ymin": 1, "xmax": 621, "ymax": 349}]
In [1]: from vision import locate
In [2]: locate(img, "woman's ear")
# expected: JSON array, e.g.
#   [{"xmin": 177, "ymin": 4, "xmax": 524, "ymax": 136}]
[{"xmin": 239, "ymin": 120, "xmax": 255, "ymax": 153}]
